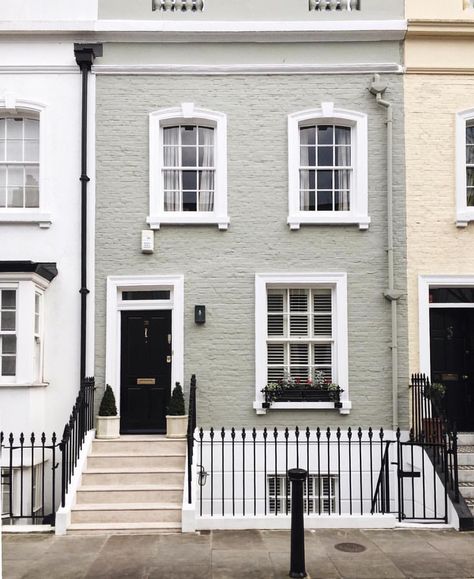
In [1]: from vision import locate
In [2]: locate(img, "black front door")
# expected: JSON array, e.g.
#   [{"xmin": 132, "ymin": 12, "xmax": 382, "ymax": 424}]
[
  {"xmin": 120, "ymin": 310, "xmax": 172, "ymax": 434},
  {"xmin": 430, "ymin": 308, "xmax": 474, "ymax": 431}
]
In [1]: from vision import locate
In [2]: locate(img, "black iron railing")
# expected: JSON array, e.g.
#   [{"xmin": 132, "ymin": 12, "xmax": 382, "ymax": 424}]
[
  {"xmin": 0, "ymin": 377, "xmax": 95, "ymax": 525},
  {"xmin": 195, "ymin": 426, "xmax": 400, "ymax": 519},
  {"xmin": 410, "ymin": 373, "xmax": 459, "ymax": 503},
  {"xmin": 371, "ymin": 441, "xmax": 392, "ymax": 515},
  {"xmin": 187, "ymin": 374, "xmax": 197, "ymax": 504},
  {"xmin": 60, "ymin": 377, "xmax": 95, "ymax": 508}
]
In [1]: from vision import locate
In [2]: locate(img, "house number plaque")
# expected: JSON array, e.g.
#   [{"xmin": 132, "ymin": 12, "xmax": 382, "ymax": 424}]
[{"xmin": 137, "ymin": 378, "xmax": 156, "ymax": 385}]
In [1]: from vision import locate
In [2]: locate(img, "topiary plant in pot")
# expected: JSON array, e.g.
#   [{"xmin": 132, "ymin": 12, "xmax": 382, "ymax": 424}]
[
  {"xmin": 166, "ymin": 382, "xmax": 188, "ymax": 439},
  {"xmin": 96, "ymin": 384, "xmax": 120, "ymax": 439}
]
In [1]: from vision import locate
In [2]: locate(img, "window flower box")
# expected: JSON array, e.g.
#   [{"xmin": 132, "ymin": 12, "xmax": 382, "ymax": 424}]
[{"xmin": 261, "ymin": 376, "xmax": 343, "ymax": 409}]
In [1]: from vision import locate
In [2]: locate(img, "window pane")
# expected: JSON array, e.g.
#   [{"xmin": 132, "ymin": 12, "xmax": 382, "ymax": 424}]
[
  {"xmin": 317, "ymin": 191, "xmax": 332, "ymax": 211},
  {"xmin": 314, "ymin": 290, "xmax": 331, "ymax": 312},
  {"xmin": 466, "ymin": 125, "xmax": 474, "ymax": 145},
  {"xmin": 25, "ymin": 187, "xmax": 39, "ymax": 208},
  {"xmin": 7, "ymin": 187, "xmax": 23, "ymax": 208},
  {"xmin": 467, "ymin": 168, "xmax": 474, "ymax": 187},
  {"xmin": 290, "ymin": 367, "xmax": 309, "ymax": 380},
  {"xmin": 181, "ymin": 126, "xmax": 197, "ymax": 146},
  {"xmin": 336, "ymin": 146, "xmax": 351, "ymax": 166},
  {"xmin": 1, "ymin": 356, "xmax": 15, "ymax": 376},
  {"xmin": 6, "ymin": 118, "xmax": 22, "ymax": 139},
  {"xmin": 0, "ymin": 140, "xmax": 4, "ymax": 162},
  {"xmin": 314, "ymin": 314, "xmax": 332, "ymax": 337},
  {"xmin": 198, "ymin": 147, "xmax": 214, "ymax": 167},
  {"xmin": 300, "ymin": 146, "xmax": 315, "ymax": 166},
  {"xmin": 164, "ymin": 191, "xmax": 180, "ymax": 211},
  {"xmin": 24, "ymin": 140, "xmax": 39, "ymax": 162},
  {"xmin": 163, "ymin": 170, "xmax": 180, "ymax": 191},
  {"xmin": 318, "ymin": 126, "xmax": 333, "ymax": 145},
  {"xmin": 290, "ymin": 315, "xmax": 309, "ymax": 336},
  {"xmin": 163, "ymin": 126, "xmax": 179, "ymax": 146},
  {"xmin": 122, "ymin": 290, "xmax": 171, "ymax": 301},
  {"xmin": 317, "ymin": 147, "xmax": 333, "ymax": 167},
  {"xmin": 268, "ymin": 315, "xmax": 284, "ymax": 336},
  {"xmin": 300, "ymin": 127, "xmax": 316, "ymax": 146},
  {"xmin": 25, "ymin": 166, "xmax": 38, "ymax": 186},
  {"xmin": 300, "ymin": 190, "xmax": 315, "ymax": 211},
  {"xmin": 467, "ymin": 146, "xmax": 474, "ymax": 165},
  {"xmin": 467, "ymin": 189, "xmax": 474, "ymax": 206},
  {"xmin": 198, "ymin": 190, "xmax": 214, "ymax": 212},
  {"xmin": 181, "ymin": 146, "xmax": 197, "ymax": 167},
  {"xmin": 317, "ymin": 171, "xmax": 332, "ymax": 189},
  {"xmin": 430, "ymin": 288, "xmax": 474, "ymax": 303},
  {"xmin": 24, "ymin": 119, "xmax": 39, "ymax": 139},
  {"xmin": 2, "ymin": 335, "xmax": 16, "ymax": 355},
  {"xmin": 300, "ymin": 169, "xmax": 315, "ymax": 190},
  {"xmin": 267, "ymin": 292, "xmax": 284, "ymax": 312},
  {"xmin": 335, "ymin": 191, "xmax": 350, "ymax": 211},
  {"xmin": 267, "ymin": 343, "xmax": 285, "ymax": 366},
  {"xmin": 0, "ymin": 188, "xmax": 5, "ymax": 207},
  {"xmin": 314, "ymin": 343, "xmax": 332, "ymax": 365},
  {"xmin": 2, "ymin": 291, "xmax": 16, "ymax": 310},
  {"xmin": 182, "ymin": 190, "xmax": 197, "ymax": 211},
  {"xmin": 198, "ymin": 127, "xmax": 214, "ymax": 146},
  {"xmin": 289, "ymin": 290, "xmax": 308, "ymax": 312},
  {"xmin": 0, "ymin": 118, "xmax": 4, "ymax": 139},
  {"xmin": 290, "ymin": 343, "xmax": 309, "ymax": 365},
  {"xmin": 0, "ymin": 166, "xmax": 5, "ymax": 187},
  {"xmin": 163, "ymin": 146, "xmax": 179, "ymax": 166},
  {"xmin": 335, "ymin": 170, "xmax": 351, "ymax": 189},
  {"xmin": 6, "ymin": 140, "xmax": 22, "ymax": 162},
  {"xmin": 182, "ymin": 171, "xmax": 197, "ymax": 190},
  {"xmin": 198, "ymin": 170, "xmax": 214, "ymax": 191},
  {"xmin": 268, "ymin": 366, "xmax": 285, "ymax": 383},
  {"xmin": 1, "ymin": 311, "xmax": 15, "ymax": 331},
  {"xmin": 335, "ymin": 126, "xmax": 351, "ymax": 145},
  {"xmin": 8, "ymin": 166, "xmax": 23, "ymax": 187}
]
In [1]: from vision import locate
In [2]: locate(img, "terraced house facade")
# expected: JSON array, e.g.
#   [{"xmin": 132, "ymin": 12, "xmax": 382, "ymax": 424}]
[{"xmin": 0, "ymin": 0, "xmax": 472, "ymax": 535}]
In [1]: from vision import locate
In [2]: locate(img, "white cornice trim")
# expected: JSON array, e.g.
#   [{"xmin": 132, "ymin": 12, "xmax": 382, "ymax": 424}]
[
  {"xmin": 0, "ymin": 66, "xmax": 78, "ymax": 75},
  {"xmin": 94, "ymin": 63, "xmax": 403, "ymax": 75},
  {"xmin": 0, "ymin": 19, "xmax": 407, "ymax": 42}
]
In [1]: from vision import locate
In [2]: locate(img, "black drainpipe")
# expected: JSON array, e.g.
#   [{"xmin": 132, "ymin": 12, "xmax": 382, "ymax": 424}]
[{"xmin": 74, "ymin": 44, "xmax": 103, "ymax": 380}]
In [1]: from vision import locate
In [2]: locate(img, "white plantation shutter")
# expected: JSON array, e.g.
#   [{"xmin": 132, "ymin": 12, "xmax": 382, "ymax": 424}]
[{"xmin": 266, "ymin": 287, "xmax": 334, "ymax": 384}]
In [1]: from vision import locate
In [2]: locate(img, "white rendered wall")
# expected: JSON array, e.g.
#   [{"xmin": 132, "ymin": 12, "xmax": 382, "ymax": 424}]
[
  {"xmin": 0, "ymin": 0, "xmax": 97, "ymax": 21},
  {"xmin": 0, "ymin": 43, "xmax": 89, "ymax": 436}
]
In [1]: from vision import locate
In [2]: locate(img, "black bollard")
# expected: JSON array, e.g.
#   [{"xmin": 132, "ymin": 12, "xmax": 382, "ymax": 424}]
[{"xmin": 288, "ymin": 468, "xmax": 308, "ymax": 578}]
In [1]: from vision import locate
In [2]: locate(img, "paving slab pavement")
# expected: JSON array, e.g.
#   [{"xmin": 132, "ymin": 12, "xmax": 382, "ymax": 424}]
[{"xmin": 2, "ymin": 528, "xmax": 474, "ymax": 579}]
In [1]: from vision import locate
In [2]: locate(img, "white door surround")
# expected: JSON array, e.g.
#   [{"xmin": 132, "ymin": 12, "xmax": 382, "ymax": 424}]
[
  {"xmin": 418, "ymin": 275, "xmax": 474, "ymax": 376},
  {"xmin": 105, "ymin": 275, "xmax": 184, "ymax": 407}
]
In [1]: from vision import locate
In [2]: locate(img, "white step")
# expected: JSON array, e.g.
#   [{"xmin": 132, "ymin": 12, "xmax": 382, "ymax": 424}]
[
  {"xmin": 76, "ymin": 485, "xmax": 183, "ymax": 505},
  {"xmin": 91, "ymin": 438, "xmax": 186, "ymax": 456},
  {"xmin": 68, "ymin": 522, "xmax": 181, "ymax": 534},
  {"xmin": 81, "ymin": 468, "xmax": 184, "ymax": 486},
  {"xmin": 457, "ymin": 448, "xmax": 474, "ymax": 466},
  {"xmin": 459, "ymin": 483, "xmax": 474, "ymax": 499},
  {"xmin": 71, "ymin": 502, "xmax": 181, "ymax": 524},
  {"xmin": 458, "ymin": 466, "xmax": 474, "ymax": 483},
  {"xmin": 86, "ymin": 454, "xmax": 185, "ymax": 469},
  {"xmin": 457, "ymin": 433, "xmax": 474, "ymax": 446}
]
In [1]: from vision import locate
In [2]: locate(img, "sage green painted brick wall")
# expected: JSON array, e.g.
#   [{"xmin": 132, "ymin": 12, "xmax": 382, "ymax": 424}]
[{"xmin": 95, "ymin": 73, "xmax": 408, "ymax": 429}]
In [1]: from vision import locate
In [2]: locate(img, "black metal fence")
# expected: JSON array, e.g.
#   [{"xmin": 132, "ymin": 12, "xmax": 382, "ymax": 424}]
[
  {"xmin": 0, "ymin": 377, "xmax": 95, "ymax": 526},
  {"xmin": 410, "ymin": 373, "xmax": 459, "ymax": 503},
  {"xmin": 187, "ymin": 374, "xmax": 197, "ymax": 504},
  {"xmin": 192, "ymin": 426, "xmax": 452, "ymax": 524}
]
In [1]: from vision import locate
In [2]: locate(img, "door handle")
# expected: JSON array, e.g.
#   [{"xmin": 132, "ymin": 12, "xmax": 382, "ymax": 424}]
[{"xmin": 166, "ymin": 355, "xmax": 172, "ymax": 363}]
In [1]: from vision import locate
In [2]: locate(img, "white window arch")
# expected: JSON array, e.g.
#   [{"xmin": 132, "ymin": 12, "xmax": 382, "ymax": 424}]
[
  {"xmin": 0, "ymin": 97, "xmax": 50, "ymax": 227},
  {"xmin": 287, "ymin": 103, "xmax": 369, "ymax": 230},
  {"xmin": 148, "ymin": 103, "xmax": 229, "ymax": 230},
  {"xmin": 456, "ymin": 107, "xmax": 474, "ymax": 227}
]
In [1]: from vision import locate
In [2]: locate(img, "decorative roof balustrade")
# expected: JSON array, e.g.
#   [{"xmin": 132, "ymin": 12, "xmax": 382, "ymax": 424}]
[
  {"xmin": 153, "ymin": 0, "xmax": 204, "ymax": 12},
  {"xmin": 309, "ymin": 0, "xmax": 360, "ymax": 11}
]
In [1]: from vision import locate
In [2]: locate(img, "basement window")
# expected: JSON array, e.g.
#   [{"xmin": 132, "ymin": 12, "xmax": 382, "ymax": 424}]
[{"xmin": 268, "ymin": 474, "xmax": 338, "ymax": 515}]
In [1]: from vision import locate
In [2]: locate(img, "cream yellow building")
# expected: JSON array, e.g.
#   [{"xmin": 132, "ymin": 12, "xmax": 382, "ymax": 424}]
[{"xmin": 406, "ymin": 0, "xmax": 474, "ymax": 430}]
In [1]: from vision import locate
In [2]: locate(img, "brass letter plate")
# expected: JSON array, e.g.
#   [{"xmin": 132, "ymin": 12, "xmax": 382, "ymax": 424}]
[{"xmin": 137, "ymin": 378, "xmax": 156, "ymax": 385}]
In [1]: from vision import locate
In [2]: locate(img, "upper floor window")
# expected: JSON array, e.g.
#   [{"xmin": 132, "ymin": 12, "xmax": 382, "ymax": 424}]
[
  {"xmin": 288, "ymin": 104, "xmax": 369, "ymax": 230},
  {"xmin": 456, "ymin": 109, "xmax": 474, "ymax": 227},
  {"xmin": 148, "ymin": 104, "xmax": 229, "ymax": 230},
  {"xmin": 0, "ymin": 117, "xmax": 39, "ymax": 209}
]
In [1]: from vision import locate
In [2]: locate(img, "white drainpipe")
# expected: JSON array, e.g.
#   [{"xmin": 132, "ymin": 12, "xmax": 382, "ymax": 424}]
[{"xmin": 369, "ymin": 75, "xmax": 403, "ymax": 430}]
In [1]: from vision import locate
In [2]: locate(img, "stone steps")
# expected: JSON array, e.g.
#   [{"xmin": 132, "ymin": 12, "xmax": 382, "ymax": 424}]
[
  {"xmin": 68, "ymin": 436, "xmax": 186, "ymax": 534},
  {"xmin": 456, "ymin": 435, "xmax": 474, "ymax": 516}
]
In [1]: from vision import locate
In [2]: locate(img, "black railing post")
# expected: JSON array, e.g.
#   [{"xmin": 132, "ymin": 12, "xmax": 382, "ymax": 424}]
[
  {"xmin": 187, "ymin": 374, "xmax": 197, "ymax": 504},
  {"xmin": 288, "ymin": 468, "xmax": 308, "ymax": 579},
  {"xmin": 452, "ymin": 425, "xmax": 459, "ymax": 502}
]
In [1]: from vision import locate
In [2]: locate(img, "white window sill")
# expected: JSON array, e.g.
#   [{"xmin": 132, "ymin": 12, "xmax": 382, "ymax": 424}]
[
  {"xmin": 288, "ymin": 213, "xmax": 370, "ymax": 231},
  {"xmin": 0, "ymin": 381, "xmax": 49, "ymax": 388},
  {"xmin": 147, "ymin": 213, "xmax": 229, "ymax": 230},
  {"xmin": 0, "ymin": 212, "xmax": 52, "ymax": 228},
  {"xmin": 253, "ymin": 400, "xmax": 352, "ymax": 415},
  {"xmin": 456, "ymin": 211, "xmax": 474, "ymax": 228}
]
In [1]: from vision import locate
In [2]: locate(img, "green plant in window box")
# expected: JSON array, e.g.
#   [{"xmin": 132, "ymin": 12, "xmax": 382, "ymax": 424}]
[{"xmin": 262, "ymin": 371, "xmax": 343, "ymax": 407}]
